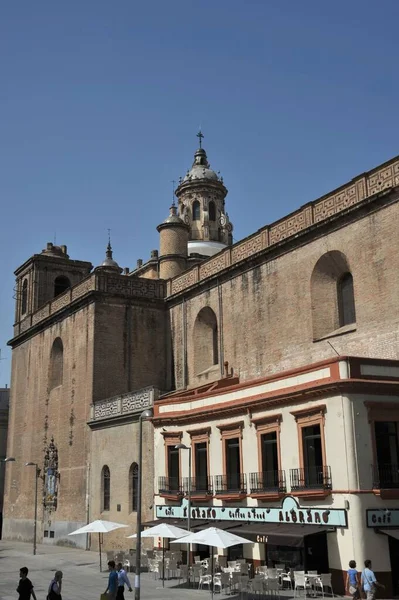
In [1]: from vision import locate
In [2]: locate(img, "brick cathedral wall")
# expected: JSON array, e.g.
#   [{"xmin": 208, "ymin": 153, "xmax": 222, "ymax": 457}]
[
  {"xmin": 170, "ymin": 200, "xmax": 399, "ymax": 388},
  {"xmin": 3, "ymin": 304, "xmax": 95, "ymax": 539}
]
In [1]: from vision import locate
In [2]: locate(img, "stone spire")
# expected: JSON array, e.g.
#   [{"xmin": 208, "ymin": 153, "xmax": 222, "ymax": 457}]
[{"xmin": 96, "ymin": 236, "xmax": 122, "ymax": 274}]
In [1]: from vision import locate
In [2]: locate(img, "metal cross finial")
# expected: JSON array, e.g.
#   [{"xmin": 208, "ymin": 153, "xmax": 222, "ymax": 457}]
[
  {"xmin": 107, "ymin": 228, "xmax": 111, "ymax": 249},
  {"xmin": 171, "ymin": 180, "xmax": 176, "ymax": 206},
  {"xmin": 197, "ymin": 129, "xmax": 204, "ymax": 148}
]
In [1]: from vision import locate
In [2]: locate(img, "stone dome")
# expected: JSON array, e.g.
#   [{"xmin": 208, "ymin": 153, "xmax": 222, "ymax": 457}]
[{"xmin": 183, "ymin": 148, "xmax": 220, "ymax": 183}]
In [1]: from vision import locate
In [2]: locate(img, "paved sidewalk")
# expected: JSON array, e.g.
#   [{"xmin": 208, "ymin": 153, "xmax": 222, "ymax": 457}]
[{"xmin": 0, "ymin": 540, "xmax": 238, "ymax": 600}]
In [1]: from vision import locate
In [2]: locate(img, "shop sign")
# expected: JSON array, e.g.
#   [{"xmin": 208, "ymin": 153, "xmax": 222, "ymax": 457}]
[
  {"xmin": 156, "ymin": 496, "xmax": 347, "ymax": 528},
  {"xmin": 367, "ymin": 509, "xmax": 399, "ymax": 528}
]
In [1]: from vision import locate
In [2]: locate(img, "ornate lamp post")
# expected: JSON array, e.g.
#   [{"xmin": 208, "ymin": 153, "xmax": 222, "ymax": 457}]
[
  {"xmin": 25, "ymin": 462, "xmax": 40, "ymax": 555},
  {"xmin": 175, "ymin": 443, "xmax": 192, "ymax": 583},
  {"xmin": 134, "ymin": 408, "xmax": 153, "ymax": 600}
]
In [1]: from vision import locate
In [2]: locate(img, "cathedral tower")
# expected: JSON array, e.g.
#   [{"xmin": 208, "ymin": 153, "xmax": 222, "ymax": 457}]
[{"xmin": 175, "ymin": 131, "xmax": 233, "ymax": 257}]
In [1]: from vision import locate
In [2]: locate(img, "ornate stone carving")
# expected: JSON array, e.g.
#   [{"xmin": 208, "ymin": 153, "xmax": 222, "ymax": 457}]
[
  {"xmin": 51, "ymin": 292, "xmax": 71, "ymax": 313},
  {"xmin": 269, "ymin": 206, "xmax": 313, "ymax": 244},
  {"xmin": 105, "ymin": 276, "xmax": 164, "ymax": 299},
  {"xmin": 231, "ymin": 234, "xmax": 262, "ymax": 264},
  {"xmin": 171, "ymin": 269, "xmax": 197, "ymax": 295},
  {"xmin": 367, "ymin": 161, "xmax": 399, "ymax": 196},
  {"xmin": 313, "ymin": 180, "xmax": 365, "ymax": 223},
  {"xmin": 43, "ymin": 436, "xmax": 59, "ymax": 511},
  {"xmin": 71, "ymin": 277, "xmax": 95, "ymax": 300},
  {"xmin": 199, "ymin": 250, "xmax": 229, "ymax": 280},
  {"xmin": 93, "ymin": 387, "xmax": 155, "ymax": 421}
]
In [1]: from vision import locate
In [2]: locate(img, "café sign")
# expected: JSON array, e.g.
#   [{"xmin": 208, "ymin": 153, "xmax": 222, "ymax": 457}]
[
  {"xmin": 156, "ymin": 496, "xmax": 347, "ymax": 528},
  {"xmin": 367, "ymin": 509, "xmax": 399, "ymax": 528}
]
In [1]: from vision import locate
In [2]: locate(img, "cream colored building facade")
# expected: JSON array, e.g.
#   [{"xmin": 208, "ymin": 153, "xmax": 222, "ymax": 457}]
[{"xmin": 153, "ymin": 356, "xmax": 399, "ymax": 595}]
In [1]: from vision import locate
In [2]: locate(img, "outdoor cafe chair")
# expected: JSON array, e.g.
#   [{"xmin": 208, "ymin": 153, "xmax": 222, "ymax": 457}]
[
  {"xmin": 314, "ymin": 574, "xmax": 334, "ymax": 597},
  {"xmin": 177, "ymin": 564, "xmax": 188, "ymax": 585},
  {"xmin": 251, "ymin": 577, "xmax": 266, "ymax": 596},
  {"xmin": 218, "ymin": 556, "xmax": 227, "ymax": 569},
  {"xmin": 267, "ymin": 568, "xmax": 278, "ymax": 579},
  {"xmin": 194, "ymin": 555, "xmax": 201, "ymax": 564},
  {"xmin": 266, "ymin": 578, "xmax": 281, "ymax": 599},
  {"xmin": 199, "ymin": 574, "xmax": 212, "ymax": 590},
  {"xmin": 294, "ymin": 573, "xmax": 311, "ymax": 597},
  {"xmin": 281, "ymin": 571, "xmax": 293, "ymax": 590}
]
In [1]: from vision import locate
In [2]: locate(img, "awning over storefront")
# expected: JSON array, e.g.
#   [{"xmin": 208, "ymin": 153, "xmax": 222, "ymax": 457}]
[
  {"xmin": 143, "ymin": 518, "xmax": 334, "ymax": 547},
  {"xmin": 377, "ymin": 528, "xmax": 399, "ymax": 541},
  {"xmin": 216, "ymin": 522, "xmax": 334, "ymax": 548}
]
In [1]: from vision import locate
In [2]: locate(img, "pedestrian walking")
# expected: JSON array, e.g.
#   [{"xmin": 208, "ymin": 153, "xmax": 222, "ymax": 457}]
[
  {"xmin": 116, "ymin": 562, "xmax": 132, "ymax": 600},
  {"xmin": 346, "ymin": 560, "xmax": 360, "ymax": 599},
  {"xmin": 17, "ymin": 567, "xmax": 37, "ymax": 600},
  {"xmin": 105, "ymin": 560, "xmax": 118, "ymax": 599},
  {"xmin": 361, "ymin": 560, "xmax": 384, "ymax": 600},
  {"xmin": 47, "ymin": 570, "xmax": 63, "ymax": 600}
]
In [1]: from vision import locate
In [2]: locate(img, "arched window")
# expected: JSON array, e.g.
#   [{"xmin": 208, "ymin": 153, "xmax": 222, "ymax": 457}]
[
  {"xmin": 49, "ymin": 338, "xmax": 63, "ymax": 390},
  {"xmin": 101, "ymin": 465, "xmax": 110, "ymax": 511},
  {"xmin": 310, "ymin": 251, "xmax": 356, "ymax": 339},
  {"xmin": 21, "ymin": 279, "xmax": 28, "ymax": 315},
  {"xmin": 209, "ymin": 201, "xmax": 216, "ymax": 221},
  {"xmin": 54, "ymin": 276, "xmax": 71, "ymax": 298},
  {"xmin": 129, "ymin": 462, "xmax": 139, "ymax": 512},
  {"xmin": 338, "ymin": 273, "xmax": 356, "ymax": 326},
  {"xmin": 193, "ymin": 307, "xmax": 218, "ymax": 374},
  {"xmin": 192, "ymin": 200, "xmax": 200, "ymax": 221}
]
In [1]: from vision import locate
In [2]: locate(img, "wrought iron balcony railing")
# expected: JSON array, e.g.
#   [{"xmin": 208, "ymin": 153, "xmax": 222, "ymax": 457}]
[
  {"xmin": 249, "ymin": 470, "xmax": 286, "ymax": 494},
  {"xmin": 158, "ymin": 476, "xmax": 183, "ymax": 495},
  {"xmin": 183, "ymin": 476, "xmax": 213, "ymax": 495},
  {"xmin": 289, "ymin": 466, "xmax": 332, "ymax": 491},
  {"xmin": 372, "ymin": 464, "xmax": 399, "ymax": 489},
  {"xmin": 214, "ymin": 473, "xmax": 247, "ymax": 494}
]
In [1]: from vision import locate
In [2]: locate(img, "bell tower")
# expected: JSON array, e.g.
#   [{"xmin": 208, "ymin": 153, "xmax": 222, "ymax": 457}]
[
  {"xmin": 175, "ymin": 131, "xmax": 233, "ymax": 257},
  {"xmin": 14, "ymin": 242, "xmax": 92, "ymax": 324}
]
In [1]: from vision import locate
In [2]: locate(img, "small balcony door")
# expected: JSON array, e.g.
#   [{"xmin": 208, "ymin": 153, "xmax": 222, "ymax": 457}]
[
  {"xmin": 302, "ymin": 424, "xmax": 323, "ymax": 487},
  {"xmin": 226, "ymin": 437, "xmax": 241, "ymax": 490},
  {"xmin": 167, "ymin": 445, "xmax": 180, "ymax": 491},
  {"xmin": 375, "ymin": 421, "xmax": 399, "ymax": 487},
  {"xmin": 261, "ymin": 431, "xmax": 279, "ymax": 488},
  {"xmin": 195, "ymin": 442, "xmax": 208, "ymax": 491}
]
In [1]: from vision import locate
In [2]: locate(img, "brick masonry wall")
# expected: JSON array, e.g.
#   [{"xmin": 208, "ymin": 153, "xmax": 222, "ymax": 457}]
[
  {"xmin": 92, "ymin": 300, "xmax": 168, "ymax": 402},
  {"xmin": 171, "ymin": 201, "xmax": 399, "ymax": 388},
  {"xmin": 3, "ymin": 304, "xmax": 95, "ymax": 541},
  {"xmin": 89, "ymin": 420, "xmax": 154, "ymax": 550}
]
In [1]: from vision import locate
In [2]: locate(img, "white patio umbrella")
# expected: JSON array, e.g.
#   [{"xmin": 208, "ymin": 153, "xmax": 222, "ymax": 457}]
[
  {"xmin": 127, "ymin": 522, "xmax": 190, "ymax": 587},
  {"xmin": 69, "ymin": 519, "xmax": 129, "ymax": 571},
  {"xmin": 171, "ymin": 527, "xmax": 253, "ymax": 597}
]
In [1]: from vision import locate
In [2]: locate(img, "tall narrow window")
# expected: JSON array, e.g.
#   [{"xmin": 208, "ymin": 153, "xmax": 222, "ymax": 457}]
[
  {"xmin": 195, "ymin": 442, "xmax": 208, "ymax": 491},
  {"xmin": 167, "ymin": 445, "xmax": 180, "ymax": 491},
  {"xmin": 338, "ymin": 272, "xmax": 356, "ymax": 326},
  {"xmin": 129, "ymin": 462, "xmax": 139, "ymax": 512},
  {"xmin": 54, "ymin": 276, "xmax": 71, "ymax": 298},
  {"xmin": 261, "ymin": 432, "xmax": 279, "ymax": 487},
  {"xmin": 192, "ymin": 200, "xmax": 200, "ymax": 221},
  {"xmin": 21, "ymin": 279, "xmax": 28, "ymax": 315},
  {"xmin": 209, "ymin": 201, "xmax": 216, "ymax": 221},
  {"xmin": 49, "ymin": 338, "xmax": 63, "ymax": 390},
  {"xmin": 375, "ymin": 422, "xmax": 399, "ymax": 487},
  {"xmin": 302, "ymin": 425, "xmax": 323, "ymax": 487},
  {"xmin": 226, "ymin": 438, "xmax": 241, "ymax": 491},
  {"xmin": 102, "ymin": 465, "xmax": 110, "ymax": 511}
]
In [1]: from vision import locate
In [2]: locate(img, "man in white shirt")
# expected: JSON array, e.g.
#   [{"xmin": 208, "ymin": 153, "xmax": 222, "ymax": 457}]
[{"xmin": 116, "ymin": 563, "xmax": 132, "ymax": 600}]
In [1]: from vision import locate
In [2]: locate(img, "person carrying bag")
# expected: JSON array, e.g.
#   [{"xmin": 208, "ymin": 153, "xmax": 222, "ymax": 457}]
[
  {"xmin": 47, "ymin": 571, "xmax": 63, "ymax": 600},
  {"xmin": 361, "ymin": 560, "xmax": 384, "ymax": 600}
]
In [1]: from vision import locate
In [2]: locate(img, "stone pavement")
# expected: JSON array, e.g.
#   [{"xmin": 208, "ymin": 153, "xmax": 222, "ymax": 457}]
[{"xmin": 0, "ymin": 540, "xmax": 241, "ymax": 600}]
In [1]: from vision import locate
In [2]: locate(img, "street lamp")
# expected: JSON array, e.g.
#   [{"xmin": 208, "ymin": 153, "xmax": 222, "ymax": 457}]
[
  {"xmin": 25, "ymin": 462, "xmax": 40, "ymax": 555},
  {"xmin": 175, "ymin": 443, "xmax": 192, "ymax": 583},
  {"xmin": 134, "ymin": 407, "xmax": 153, "ymax": 600}
]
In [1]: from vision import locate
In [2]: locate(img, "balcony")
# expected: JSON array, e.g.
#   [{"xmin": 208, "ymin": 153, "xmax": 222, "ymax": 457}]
[
  {"xmin": 289, "ymin": 466, "xmax": 332, "ymax": 499},
  {"xmin": 249, "ymin": 470, "xmax": 286, "ymax": 499},
  {"xmin": 158, "ymin": 476, "xmax": 184, "ymax": 499},
  {"xmin": 214, "ymin": 473, "xmax": 247, "ymax": 499},
  {"xmin": 373, "ymin": 464, "xmax": 399, "ymax": 497},
  {"xmin": 183, "ymin": 476, "xmax": 213, "ymax": 498}
]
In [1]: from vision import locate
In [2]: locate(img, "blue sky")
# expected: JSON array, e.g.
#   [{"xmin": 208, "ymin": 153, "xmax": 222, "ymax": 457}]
[{"xmin": 1, "ymin": 0, "xmax": 398, "ymax": 384}]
